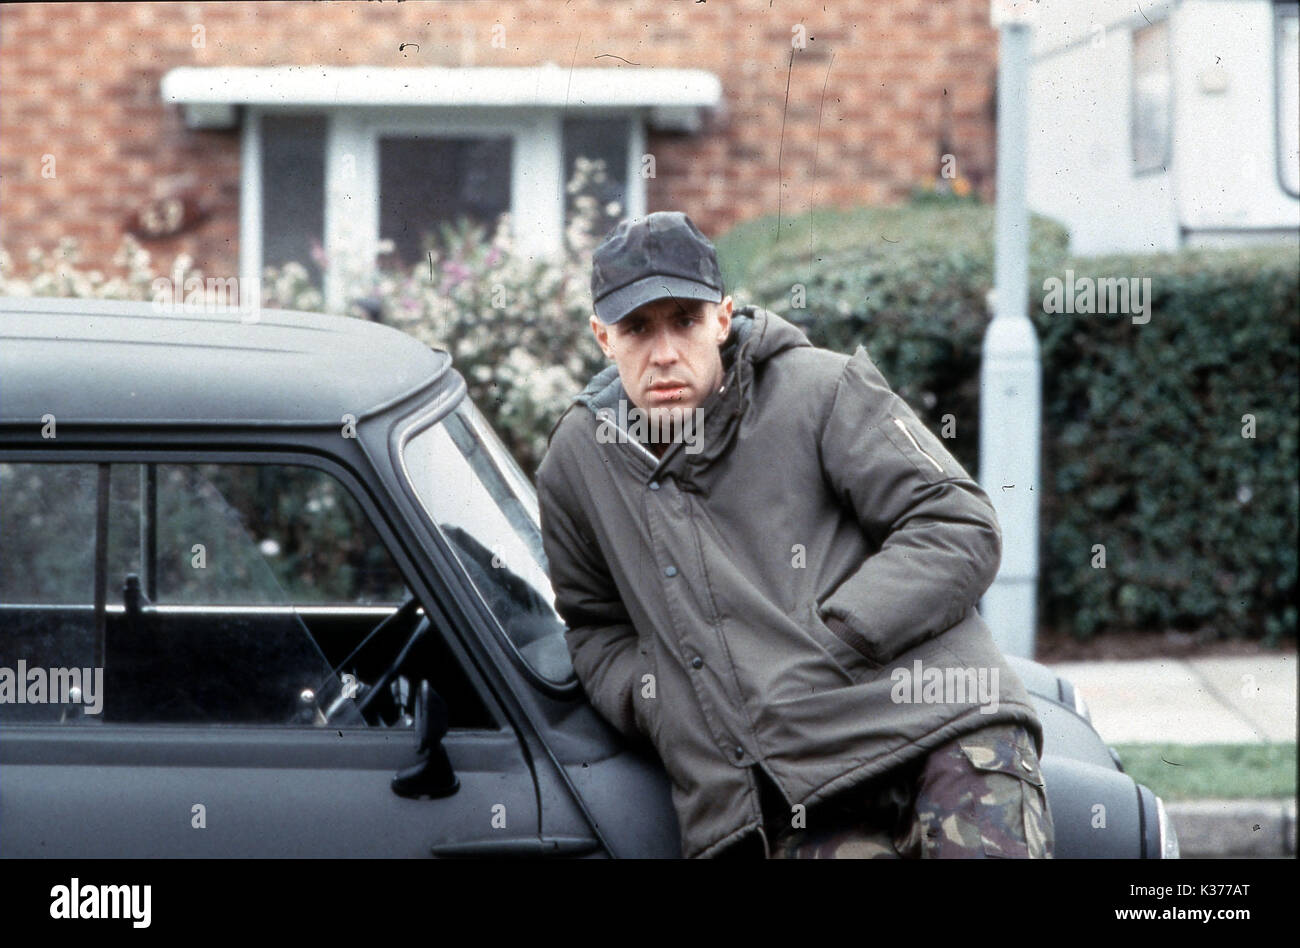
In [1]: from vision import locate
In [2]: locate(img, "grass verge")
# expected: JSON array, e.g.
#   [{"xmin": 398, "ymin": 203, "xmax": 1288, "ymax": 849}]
[{"xmin": 1108, "ymin": 743, "xmax": 1296, "ymax": 801}]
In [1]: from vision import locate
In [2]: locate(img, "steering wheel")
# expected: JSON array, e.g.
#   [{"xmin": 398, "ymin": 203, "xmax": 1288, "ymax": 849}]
[
  {"xmin": 353, "ymin": 613, "xmax": 427, "ymax": 720},
  {"xmin": 321, "ymin": 595, "xmax": 425, "ymax": 725}
]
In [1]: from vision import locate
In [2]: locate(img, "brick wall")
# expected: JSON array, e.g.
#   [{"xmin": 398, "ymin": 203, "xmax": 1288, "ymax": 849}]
[{"xmin": 0, "ymin": 0, "xmax": 997, "ymax": 279}]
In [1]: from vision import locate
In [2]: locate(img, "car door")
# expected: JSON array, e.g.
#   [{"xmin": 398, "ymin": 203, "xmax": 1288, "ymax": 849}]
[{"xmin": 0, "ymin": 456, "xmax": 539, "ymax": 857}]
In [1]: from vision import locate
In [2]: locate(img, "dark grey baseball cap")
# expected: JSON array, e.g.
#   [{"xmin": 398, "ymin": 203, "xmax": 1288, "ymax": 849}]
[{"xmin": 590, "ymin": 211, "xmax": 724, "ymax": 325}]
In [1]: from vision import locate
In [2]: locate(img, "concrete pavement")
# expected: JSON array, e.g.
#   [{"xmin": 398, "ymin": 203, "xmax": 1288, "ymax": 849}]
[
  {"xmin": 1043, "ymin": 654, "xmax": 1295, "ymax": 745},
  {"xmin": 1042, "ymin": 654, "xmax": 1296, "ymax": 857}
]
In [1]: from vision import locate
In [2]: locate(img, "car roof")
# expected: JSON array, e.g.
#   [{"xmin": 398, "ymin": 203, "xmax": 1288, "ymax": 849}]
[{"xmin": 0, "ymin": 296, "xmax": 454, "ymax": 427}]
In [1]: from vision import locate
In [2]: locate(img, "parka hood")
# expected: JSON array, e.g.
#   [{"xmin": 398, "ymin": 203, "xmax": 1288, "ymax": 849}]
[{"xmin": 573, "ymin": 304, "xmax": 813, "ymax": 417}]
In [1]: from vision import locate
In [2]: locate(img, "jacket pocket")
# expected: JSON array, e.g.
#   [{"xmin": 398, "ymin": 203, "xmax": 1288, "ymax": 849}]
[
  {"xmin": 955, "ymin": 725, "xmax": 1052, "ymax": 859},
  {"xmin": 808, "ymin": 605, "xmax": 881, "ymax": 682}
]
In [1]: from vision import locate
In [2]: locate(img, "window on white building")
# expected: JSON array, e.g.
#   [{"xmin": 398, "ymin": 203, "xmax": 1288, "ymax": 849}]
[
  {"xmin": 561, "ymin": 116, "xmax": 631, "ymax": 244},
  {"xmin": 256, "ymin": 114, "xmax": 611, "ymax": 295},
  {"xmin": 261, "ymin": 115, "xmax": 327, "ymax": 289},
  {"xmin": 1131, "ymin": 20, "xmax": 1172, "ymax": 173},
  {"xmin": 1277, "ymin": 2, "xmax": 1299, "ymax": 196},
  {"xmin": 377, "ymin": 135, "xmax": 513, "ymax": 269}
]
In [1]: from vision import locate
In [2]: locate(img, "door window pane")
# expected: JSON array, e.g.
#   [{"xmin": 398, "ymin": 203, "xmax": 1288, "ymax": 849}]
[
  {"xmin": 379, "ymin": 136, "xmax": 512, "ymax": 268},
  {"xmin": 2, "ymin": 462, "xmax": 404, "ymax": 727},
  {"xmin": 0, "ymin": 463, "xmax": 99, "ymax": 722},
  {"xmin": 154, "ymin": 464, "xmax": 406, "ymax": 606},
  {"xmin": 0, "ymin": 462, "xmax": 98, "ymax": 605},
  {"xmin": 262, "ymin": 114, "xmax": 327, "ymax": 289},
  {"xmin": 2, "ymin": 460, "xmax": 493, "ymax": 729},
  {"xmin": 562, "ymin": 117, "xmax": 628, "ymax": 240}
]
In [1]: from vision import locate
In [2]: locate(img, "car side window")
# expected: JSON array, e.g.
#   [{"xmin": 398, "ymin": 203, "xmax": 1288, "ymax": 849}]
[
  {"xmin": 0, "ymin": 462, "xmax": 99, "ymax": 605},
  {"xmin": 0, "ymin": 460, "xmax": 493, "ymax": 730},
  {"xmin": 150, "ymin": 463, "xmax": 408, "ymax": 606},
  {"xmin": 0, "ymin": 463, "xmax": 101, "ymax": 723}
]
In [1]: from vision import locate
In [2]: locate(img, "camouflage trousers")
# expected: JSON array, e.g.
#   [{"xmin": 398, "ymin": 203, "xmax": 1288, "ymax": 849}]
[{"xmin": 762, "ymin": 723, "xmax": 1054, "ymax": 859}]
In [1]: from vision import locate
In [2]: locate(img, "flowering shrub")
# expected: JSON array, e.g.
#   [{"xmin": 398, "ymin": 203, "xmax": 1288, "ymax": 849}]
[
  {"xmin": 0, "ymin": 236, "xmax": 169, "ymax": 301},
  {"xmin": 0, "ymin": 158, "xmax": 620, "ymax": 476}
]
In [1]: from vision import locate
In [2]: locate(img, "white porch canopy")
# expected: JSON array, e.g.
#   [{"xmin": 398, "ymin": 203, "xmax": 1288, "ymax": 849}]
[{"xmin": 160, "ymin": 64, "xmax": 724, "ymax": 131}]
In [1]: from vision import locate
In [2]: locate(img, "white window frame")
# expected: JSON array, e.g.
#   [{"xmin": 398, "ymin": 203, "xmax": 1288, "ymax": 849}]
[
  {"xmin": 243, "ymin": 107, "xmax": 648, "ymax": 310},
  {"xmin": 165, "ymin": 66, "xmax": 718, "ymax": 311},
  {"xmin": 1131, "ymin": 17, "xmax": 1173, "ymax": 174}
]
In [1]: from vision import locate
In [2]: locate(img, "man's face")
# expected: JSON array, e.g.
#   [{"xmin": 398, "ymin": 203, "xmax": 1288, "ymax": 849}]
[{"xmin": 590, "ymin": 295, "xmax": 734, "ymax": 422}]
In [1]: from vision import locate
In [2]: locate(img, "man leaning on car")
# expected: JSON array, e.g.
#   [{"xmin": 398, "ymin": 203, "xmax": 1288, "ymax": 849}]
[{"xmin": 535, "ymin": 211, "xmax": 1054, "ymax": 859}]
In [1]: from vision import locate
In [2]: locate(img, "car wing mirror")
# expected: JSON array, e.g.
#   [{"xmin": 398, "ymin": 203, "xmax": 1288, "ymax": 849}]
[{"xmin": 391, "ymin": 679, "xmax": 460, "ymax": 800}]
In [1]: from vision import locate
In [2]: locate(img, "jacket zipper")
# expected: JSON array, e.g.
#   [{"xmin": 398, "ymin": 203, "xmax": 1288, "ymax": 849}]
[{"xmin": 892, "ymin": 417, "xmax": 944, "ymax": 473}]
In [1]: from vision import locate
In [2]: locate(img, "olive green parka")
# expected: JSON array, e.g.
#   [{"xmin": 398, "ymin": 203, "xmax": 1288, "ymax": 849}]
[{"xmin": 536, "ymin": 305, "xmax": 1042, "ymax": 858}]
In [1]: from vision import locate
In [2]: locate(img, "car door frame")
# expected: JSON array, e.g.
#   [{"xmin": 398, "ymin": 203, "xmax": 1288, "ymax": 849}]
[{"xmin": 0, "ymin": 442, "xmax": 543, "ymax": 857}]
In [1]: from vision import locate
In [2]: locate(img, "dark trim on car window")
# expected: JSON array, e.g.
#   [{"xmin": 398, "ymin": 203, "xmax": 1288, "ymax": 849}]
[
  {"xmin": 140, "ymin": 464, "xmax": 158, "ymax": 601},
  {"xmin": 92, "ymin": 463, "xmax": 110, "ymax": 670}
]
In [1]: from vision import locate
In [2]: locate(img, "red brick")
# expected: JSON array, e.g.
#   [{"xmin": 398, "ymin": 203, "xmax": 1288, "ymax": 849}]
[{"xmin": 1, "ymin": 0, "xmax": 997, "ymax": 273}]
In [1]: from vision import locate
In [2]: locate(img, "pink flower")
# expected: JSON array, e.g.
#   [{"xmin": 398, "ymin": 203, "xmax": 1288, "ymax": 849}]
[{"xmin": 442, "ymin": 260, "xmax": 471, "ymax": 287}]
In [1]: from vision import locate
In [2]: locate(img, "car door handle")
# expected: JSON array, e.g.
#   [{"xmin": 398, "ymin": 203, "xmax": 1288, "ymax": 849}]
[{"xmin": 429, "ymin": 835, "xmax": 602, "ymax": 857}]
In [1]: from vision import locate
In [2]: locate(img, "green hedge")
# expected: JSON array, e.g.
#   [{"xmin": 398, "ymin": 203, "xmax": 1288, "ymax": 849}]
[
  {"xmin": 715, "ymin": 207, "xmax": 1297, "ymax": 644},
  {"xmin": 1035, "ymin": 248, "xmax": 1298, "ymax": 644}
]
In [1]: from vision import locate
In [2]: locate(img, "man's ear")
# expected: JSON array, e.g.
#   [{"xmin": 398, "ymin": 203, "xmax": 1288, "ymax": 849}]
[
  {"xmin": 590, "ymin": 314, "xmax": 614, "ymax": 359},
  {"xmin": 714, "ymin": 297, "xmax": 732, "ymax": 344}
]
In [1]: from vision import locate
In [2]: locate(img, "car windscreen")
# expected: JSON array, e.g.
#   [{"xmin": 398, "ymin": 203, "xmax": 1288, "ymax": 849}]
[{"xmin": 402, "ymin": 401, "xmax": 574, "ymax": 685}]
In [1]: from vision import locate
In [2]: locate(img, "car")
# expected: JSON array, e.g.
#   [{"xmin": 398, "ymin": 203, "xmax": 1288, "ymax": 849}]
[{"xmin": 0, "ymin": 296, "xmax": 1179, "ymax": 858}]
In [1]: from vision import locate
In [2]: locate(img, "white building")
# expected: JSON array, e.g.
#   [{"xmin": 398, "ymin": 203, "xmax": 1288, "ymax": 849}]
[{"xmin": 1025, "ymin": 0, "xmax": 1299, "ymax": 254}]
